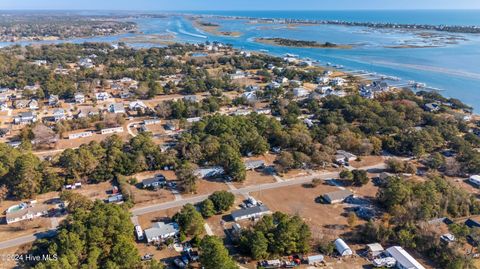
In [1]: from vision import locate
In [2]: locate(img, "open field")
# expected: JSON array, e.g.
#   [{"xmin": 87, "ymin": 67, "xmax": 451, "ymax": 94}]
[{"xmin": 250, "ymin": 183, "xmax": 354, "ymax": 240}]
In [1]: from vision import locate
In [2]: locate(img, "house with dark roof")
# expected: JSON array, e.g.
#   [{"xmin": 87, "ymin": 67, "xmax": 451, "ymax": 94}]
[
  {"xmin": 231, "ymin": 205, "xmax": 271, "ymax": 221},
  {"xmin": 142, "ymin": 174, "xmax": 166, "ymax": 189}
]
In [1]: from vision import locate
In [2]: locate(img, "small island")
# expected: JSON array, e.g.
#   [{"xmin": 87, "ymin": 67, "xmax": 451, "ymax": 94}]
[
  {"xmin": 191, "ymin": 19, "xmax": 243, "ymax": 37},
  {"xmin": 255, "ymin": 37, "xmax": 352, "ymax": 49}
]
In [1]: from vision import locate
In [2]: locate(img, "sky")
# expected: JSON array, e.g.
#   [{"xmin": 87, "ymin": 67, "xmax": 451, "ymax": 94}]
[{"xmin": 1, "ymin": 0, "xmax": 480, "ymax": 10}]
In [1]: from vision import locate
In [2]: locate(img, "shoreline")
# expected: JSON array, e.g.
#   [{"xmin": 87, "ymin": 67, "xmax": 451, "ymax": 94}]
[{"xmin": 190, "ymin": 13, "xmax": 480, "ymax": 34}]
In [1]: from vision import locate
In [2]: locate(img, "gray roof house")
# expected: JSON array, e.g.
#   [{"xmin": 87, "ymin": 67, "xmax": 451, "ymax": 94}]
[
  {"xmin": 144, "ymin": 222, "xmax": 179, "ymax": 243},
  {"xmin": 142, "ymin": 174, "xmax": 166, "ymax": 189},
  {"xmin": 231, "ymin": 205, "xmax": 271, "ymax": 221},
  {"xmin": 322, "ymin": 190, "xmax": 353, "ymax": 204},
  {"xmin": 14, "ymin": 112, "xmax": 36, "ymax": 125},
  {"xmin": 244, "ymin": 160, "xmax": 265, "ymax": 170},
  {"xmin": 109, "ymin": 103, "xmax": 126, "ymax": 114}
]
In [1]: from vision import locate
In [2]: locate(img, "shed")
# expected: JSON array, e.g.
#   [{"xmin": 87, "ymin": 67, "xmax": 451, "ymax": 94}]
[
  {"xmin": 306, "ymin": 255, "xmax": 324, "ymax": 265},
  {"xmin": 367, "ymin": 243, "xmax": 384, "ymax": 258},
  {"xmin": 334, "ymin": 238, "xmax": 353, "ymax": 256}
]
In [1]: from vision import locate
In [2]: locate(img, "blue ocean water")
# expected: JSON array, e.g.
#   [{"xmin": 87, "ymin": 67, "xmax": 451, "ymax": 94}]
[{"xmin": 1, "ymin": 10, "xmax": 480, "ymax": 110}]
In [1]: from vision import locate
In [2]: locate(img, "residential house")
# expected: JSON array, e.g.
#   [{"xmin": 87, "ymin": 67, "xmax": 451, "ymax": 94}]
[
  {"xmin": 242, "ymin": 91, "xmax": 257, "ymax": 101},
  {"xmin": 195, "ymin": 167, "xmax": 225, "ymax": 179},
  {"xmin": 142, "ymin": 174, "xmax": 166, "ymax": 189},
  {"xmin": 144, "ymin": 222, "xmax": 180, "ymax": 243},
  {"xmin": 335, "ymin": 150, "xmax": 357, "ymax": 164},
  {"xmin": 5, "ymin": 205, "xmax": 49, "ymax": 224},
  {"xmin": 231, "ymin": 205, "xmax": 271, "ymax": 221},
  {"xmin": 0, "ymin": 128, "xmax": 10, "ymax": 137},
  {"xmin": 14, "ymin": 112, "xmax": 37, "ymax": 125},
  {"xmin": 316, "ymin": 76, "xmax": 330, "ymax": 84},
  {"xmin": 0, "ymin": 102, "xmax": 8, "ymax": 111},
  {"xmin": 53, "ymin": 108, "xmax": 66, "ymax": 121},
  {"xmin": 101, "ymin": 127, "xmax": 124, "ymax": 135},
  {"xmin": 76, "ymin": 107, "xmax": 100, "ymax": 118},
  {"xmin": 331, "ymin": 77, "xmax": 346, "ymax": 87},
  {"xmin": 183, "ymin": 95, "xmax": 198, "ymax": 103},
  {"xmin": 48, "ymin": 95, "xmax": 59, "ymax": 106},
  {"xmin": 109, "ymin": 103, "xmax": 126, "ymax": 114},
  {"xmin": 78, "ymin": 58, "xmax": 94, "ymax": 68},
  {"xmin": 186, "ymin": 117, "xmax": 201, "ymax": 123},
  {"xmin": 322, "ymin": 190, "xmax": 353, "ymax": 204},
  {"xmin": 106, "ymin": 194, "xmax": 124, "ymax": 204},
  {"xmin": 74, "ymin": 93, "xmax": 85, "ymax": 104},
  {"xmin": 244, "ymin": 160, "xmax": 265, "ymax": 170},
  {"xmin": 28, "ymin": 99, "xmax": 39, "ymax": 110},
  {"xmin": 144, "ymin": 118, "xmax": 161, "ymax": 126},
  {"xmin": 68, "ymin": 131, "xmax": 93, "ymax": 140},
  {"xmin": 386, "ymin": 246, "xmax": 425, "ymax": 269},
  {"xmin": 293, "ymin": 87, "xmax": 310, "ymax": 98},
  {"xmin": 424, "ymin": 103, "xmax": 440, "ymax": 112},
  {"xmin": 95, "ymin": 92, "xmax": 111, "ymax": 101},
  {"xmin": 230, "ymin": 70, "xmax": 246, "ymax": 80},
  {"xmin": 129, "ymin": 100, "xmax": 148, "ymax": 111},
  {"xmin": 14, "ymin": 100, "xmax": 29, "ymax": 109},
  {"xmin": 465, "ymin": 218, "xmax": 480, "ymax": 229}
]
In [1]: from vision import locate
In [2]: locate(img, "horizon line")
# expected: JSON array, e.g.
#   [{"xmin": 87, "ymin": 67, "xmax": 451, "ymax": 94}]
[{"xmin": 1, "ymin": 8, "xmax": 480, "ymax": 12}]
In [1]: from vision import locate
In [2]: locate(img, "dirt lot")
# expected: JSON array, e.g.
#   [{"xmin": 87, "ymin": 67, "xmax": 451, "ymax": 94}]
[
  {"xmin": 250, "ymin": 183, "xmax": 356, "ymax": 241},
  {"xmin": 183, "ymin": 179, "xmax": 229, "ymax": 198},
  {"xmin": 233, "ymin": 170, "xmax": 276, "ymax": 188},
  {"xmin": 350, "ymin": 156, "xmax": 384, "ymax": 169},
  {"xmin": 70, "ymin": 181, "xmax": 113, "ymax": 201}
]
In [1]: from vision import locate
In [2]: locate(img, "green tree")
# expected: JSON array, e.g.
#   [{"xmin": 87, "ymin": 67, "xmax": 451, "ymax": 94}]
[
  {"xmin": 209, "ymin": 191, "xmax": 235, "ymax": 213},
  {"xmin": 352, "ymin": 170, "xmax": 369, "ymax": 186},
  {"xmin": 176, "ymin": 162, "xmax": 198, "ymax": 194},
  {"xmin": 173, "ymin": 204, "xmax": 205, "ymax": 237},
  {"xmin": 200, "ymin": 236, "xmax": 238, "ymax": 269},
  {"xmin": 200, "ymin": 199, "xmax": 216, "ymax": 218},
  {"xmin": 250, "ymin": 231, "xmax": 269, "ymax": 260}
]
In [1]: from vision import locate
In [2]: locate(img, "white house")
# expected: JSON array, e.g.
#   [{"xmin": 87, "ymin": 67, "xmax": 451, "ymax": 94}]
[
  {"xmin": 109, "ymin": 103, "xmax": 126, "ymax": 114},
  {"xmin": 74, "ymin": 93, "xmax": 85, "ymax": 104},
  {"xmin": 68, "ymin": 131, "xmax": 93, "ymax": 140},
  {"xmin": 293, "ymin": 87, "xmax": 310, "ymax": 98},
  {"xmin": 331, "ymin": 77, "xmax": 346, "ymax": 86},
  {"xmin": 101, "ymin": 127, "xmax": 124, "ymax": 135},
  {"xmin": 95, "ymin": 92, "xmax": 111, "ymax": 101},
  {"xmin": 129, "ymin": 100, "xmax": 147, "ymax": 111},
  {"xmin": 53, "ymin": 108, "xmax": 66, "ymax": 121},
  {"xmin": 144, "ymin": 222, "xmax": 179, "ymax": 243},
  {"xmin": 6, "ymin": 205, "xmax": 49, "ymax": 224}
]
